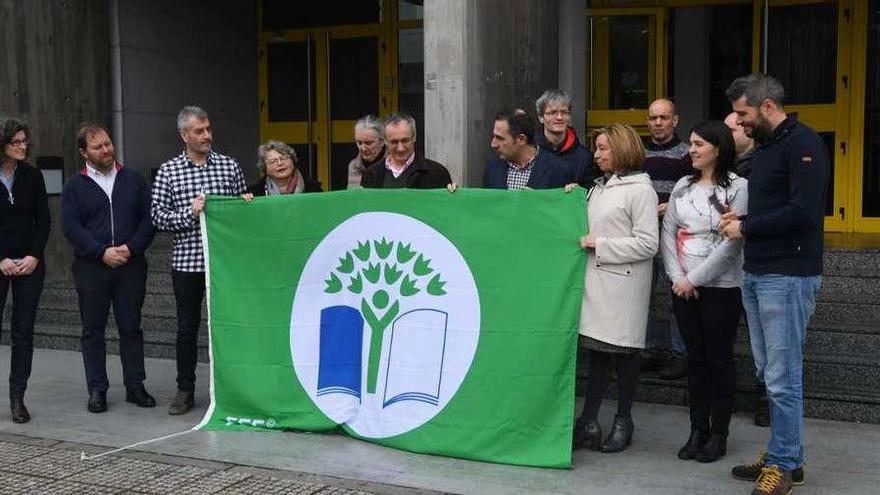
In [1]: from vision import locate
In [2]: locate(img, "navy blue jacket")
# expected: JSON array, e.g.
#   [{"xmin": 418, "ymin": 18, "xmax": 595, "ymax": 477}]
[
  {"xmin": 483, "ymin": 147, "xmax": 581, "ymax": 189},
  {"xmin": 535, "ymin": 126, "xmax": 597, "ymax": 187},
  {"xmin": 61, "ymin": 165, "xmax": 155, "ymax": 261},
  {"xmin": 741, "ymin": 114, "xmax": 829, "ymax": 276}
]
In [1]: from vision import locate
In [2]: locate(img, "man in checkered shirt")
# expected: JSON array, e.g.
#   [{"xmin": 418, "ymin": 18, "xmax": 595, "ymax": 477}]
[{"xmin": 150, "ymin": 106, "xmax": 245, "ymax": 415}]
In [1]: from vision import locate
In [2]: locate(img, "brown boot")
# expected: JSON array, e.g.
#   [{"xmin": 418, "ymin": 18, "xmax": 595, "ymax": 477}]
[
  {"xmin": 10, "ymin": 393, "xmax": 30, "ymax": 424},
  {"xmin": 167, "ymin": 390, "xmax": 194, "ymax": 415}
]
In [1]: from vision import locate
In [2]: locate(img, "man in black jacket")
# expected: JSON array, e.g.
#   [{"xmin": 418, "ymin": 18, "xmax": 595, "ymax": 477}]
[
  {"xmin": 61, "ymin": 123, "xmax": 156, "ymax": 413},
  {"xmin": 360, "ymin": 113, "xmax": 451, "ymax": 189},
  {"xmin": 720, "ymin": 74, "xmax": 828, "ymax": 495}
]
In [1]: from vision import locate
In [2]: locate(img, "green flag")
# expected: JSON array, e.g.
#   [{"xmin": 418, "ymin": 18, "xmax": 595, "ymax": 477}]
[{"xmin": 197, "ymin": 188, "xmax": 586, "ymax": 468}]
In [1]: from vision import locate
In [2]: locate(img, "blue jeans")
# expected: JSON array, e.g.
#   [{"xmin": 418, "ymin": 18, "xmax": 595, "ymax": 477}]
[
  {"xmin": 646, "ymin": 258, "xmax": 686, "ymax": 357},
  {"xmin": 742, "ymin": 272, "xmax": 821, "ymax": 472}
]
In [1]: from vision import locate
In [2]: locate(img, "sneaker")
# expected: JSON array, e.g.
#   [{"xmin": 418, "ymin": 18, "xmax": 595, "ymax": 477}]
[
  {"xmin": 732, "ymin": 452, "xmax": 804, "ymax": 486},
  {"xmin": 751, "ymin": 465, "xmax": 792, "ymax": 495}
]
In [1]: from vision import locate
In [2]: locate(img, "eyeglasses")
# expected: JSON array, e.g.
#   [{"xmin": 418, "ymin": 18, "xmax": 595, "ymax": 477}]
[
  {"xmin": 266, "ymin": 155, "xmax": 291, "ymax": 166},
  {"xmin": 9, "ymin": 139, "xmax": 28, "ymax": 148},
  {"xmin": 544, "ymin": 110, "xmax": 571, "ymax": 117}
]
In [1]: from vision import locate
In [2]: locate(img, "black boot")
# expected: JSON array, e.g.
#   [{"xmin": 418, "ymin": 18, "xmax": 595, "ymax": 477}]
[
  {"xmin": 573, "ymin": 418, "xmax": 603, "ymax": 451},
  {"xmin": 10, "ymin": 393, "xmax": 30, "ymax": 424},
  {"xmin": 677, "ymin": 429, "xmax": 710, "ymax": 460},
  {"xmin": 694, "ymin": 434, "xmax": 727, "ymax": 463},
  {"xmin": 600, "ymin": 415, "xmax": 634, "ymax": 453}
]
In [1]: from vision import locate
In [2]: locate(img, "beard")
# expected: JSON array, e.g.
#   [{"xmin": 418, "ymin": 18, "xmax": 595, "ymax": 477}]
[{"xmin": 748, "ymin": 114, "xmax": 775, "ymax": 143}]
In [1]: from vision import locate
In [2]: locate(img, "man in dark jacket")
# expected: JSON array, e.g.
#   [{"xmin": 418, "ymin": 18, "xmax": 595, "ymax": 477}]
[
  {"xmin": 61, "ymin": 123, "xmax": 156, "ymax": 414},
  {"xmin": 484, "ymin": 109, "xmax": 581, "ymax": 189},
  {"xmin": 534, "ymin": 89, "xmax": 596, "ymax": 187},
  {"xmin": 360, "ymin": 112, "xmax": 451, "ymax": 189},
  {"xmin": 721, "ymin": 74, "xmax": 828, "ymax": 495}
]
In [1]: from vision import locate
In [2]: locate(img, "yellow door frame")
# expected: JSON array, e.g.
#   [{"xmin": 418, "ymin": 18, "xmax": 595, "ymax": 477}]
[{"xmin": 849, "ymin": 0, "xmax": 879, "ymax": 232}]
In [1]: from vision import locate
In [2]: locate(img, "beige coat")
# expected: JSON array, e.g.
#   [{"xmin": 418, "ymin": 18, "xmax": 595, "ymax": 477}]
[{"xmin": 579, "ymin": 172, "xmax": 659, "ymax": 348}]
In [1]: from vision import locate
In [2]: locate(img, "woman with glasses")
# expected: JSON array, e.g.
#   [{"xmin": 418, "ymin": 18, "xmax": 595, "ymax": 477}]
[
  {"xmin": 661, "ymin": 120, "xmax": 747, "ymax": 463},
  {"xmin": 246, "ymin": 140, "xmax": 322, "ymax": 197},
  {"xmin": 0, "ymin": 118, "xmax": 50, "ymax": 424}
]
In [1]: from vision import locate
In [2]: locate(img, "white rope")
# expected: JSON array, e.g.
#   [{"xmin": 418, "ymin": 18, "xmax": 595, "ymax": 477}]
[{"xmin": 79, "ymin": 427, "xmax": 196, "ymax": 461}]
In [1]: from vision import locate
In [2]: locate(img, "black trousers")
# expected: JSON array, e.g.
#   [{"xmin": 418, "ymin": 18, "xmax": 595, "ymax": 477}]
[
  {"xmin": 0, "ymin": 262, "xmax": 45, "ymax": 395},
  {"xmin": 672, "ymin": 286, "xmax": 742, "ymax": 436},
  {"xmin": 171, "ymin": 270, "xmax": 205, "ymax": 392},
  {"xmin": 73, "ymin": 257, "xmax": 147, "ymax": 393}
]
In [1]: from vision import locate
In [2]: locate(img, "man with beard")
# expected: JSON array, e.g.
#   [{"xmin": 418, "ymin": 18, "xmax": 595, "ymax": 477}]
[
  {"xmin": 720, "ymin": 74, "xmax": 828, "ymax": 495},
  {"xmin": 61, "ymin": 123, "xmax": 155, "ymax": 413},
  {"xmin": 151, "ymin": 106, "xmax": 246, "ymax": 415},
  {"xmin": 534, "ymin": 89, "xmax": 595, "ymax": 186}
]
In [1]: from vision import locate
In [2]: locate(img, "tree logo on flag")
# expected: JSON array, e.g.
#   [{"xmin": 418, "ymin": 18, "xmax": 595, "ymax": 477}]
[{"xmin": 290, "ymin": 212, "xmax": 481, "ymax": 439}]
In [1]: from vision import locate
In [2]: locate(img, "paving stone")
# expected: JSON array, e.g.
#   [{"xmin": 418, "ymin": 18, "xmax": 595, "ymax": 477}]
[
  {"xmin": 65, "ymin": 457, "xmax": 177, "ymax": 489},
  {"xmin": 0, "ymin": 471, "xmax": 48, "ymax": 494},
  {"xmin": 1, "ymin": 449, "xmax": 98, "ymax": 479},
  {"xmin": 133, "ymin": 466, "xmax": 250, "ymax": 494},
  {"xmin": 0, "ymin": 441, "xmax": 53, "ymax": 464},
  {"xmin": 29, "ymin": 480, "xmax": 119, "ymax": 494},
  {"xmin": 218, "ymin": 476, "xmax": 334, "ymax": 495}
]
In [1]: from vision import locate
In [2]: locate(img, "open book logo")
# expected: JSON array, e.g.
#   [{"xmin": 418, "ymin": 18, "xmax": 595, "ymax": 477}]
[{"xmin": 290, "ymin": 212, "xmax": 480, "ymax": 439}]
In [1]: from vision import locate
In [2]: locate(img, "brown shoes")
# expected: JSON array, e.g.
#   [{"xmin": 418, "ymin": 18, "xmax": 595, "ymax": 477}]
[
  {"xmin": 168, "ymin": 389, "xmax": 194, "ymax": 415},
  {"xmin": 10, "ymin": 394, "xmax": 30, "ymax": 423}
]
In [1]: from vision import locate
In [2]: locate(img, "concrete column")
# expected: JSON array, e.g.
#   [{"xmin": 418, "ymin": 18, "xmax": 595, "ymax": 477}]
[
  {"xmin": 424, "ymin": 0, "xmax": 559, "ymax": 186},
  {"xmin": 558, "ymin": 0, "xmax": 587, "ymax": 139}
]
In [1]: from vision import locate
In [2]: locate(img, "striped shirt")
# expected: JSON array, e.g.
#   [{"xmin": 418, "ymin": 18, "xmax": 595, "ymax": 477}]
[
  {"xmin": 643, "ymin": 136, "xmax": 692, "ymax": 204},
  {"xmin": 150, "ymin": 150, "xmax": 245, "ymax": 272},
  {"xmin": 505, "ymin": 148, "xmax": 539, "ymax": 190}
]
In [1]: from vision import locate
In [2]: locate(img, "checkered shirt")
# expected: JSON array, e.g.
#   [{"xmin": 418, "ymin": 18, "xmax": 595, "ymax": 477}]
[
  {"xmin": 505, "ymin": 148, "xmax": 539, "ymax": 190},
  {"xmin": 150, "ymin": 150, "xmax": 246, "ymax": 272}
]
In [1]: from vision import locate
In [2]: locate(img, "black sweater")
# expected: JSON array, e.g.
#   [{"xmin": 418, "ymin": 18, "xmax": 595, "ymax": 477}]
[
  {"xmin": 0, "ymin": 162, "xmax": 51, "ymax": 261},
  {"xmin": 741, "ymin": 114, "xmax": 829, "ymax": 276}
]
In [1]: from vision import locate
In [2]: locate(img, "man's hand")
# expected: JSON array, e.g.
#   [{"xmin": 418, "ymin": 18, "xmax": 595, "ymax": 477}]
[
  {"xmin": 657, "ymin": 202, "xmax": 668, "ymax": 216},
  {"xmin": 15, "ymin": 256, "xmax": 39, "ymax": 276},
  {"xmin": 242, "ymin": 193, "xmax": 254, "ymax": 203},
  {"xmin": 102, "ymin": 247, "xmax": 128, "ymax": 268},
  {"xmin": 446, "ymin": 183, "xmax": 458, "ymax": 194},
  {"xmin": 117, "ymin": 244, "xmax": 132, "ymax": 260},
  {"xmin": 672, "ymin": 277, "xmax": 699, "ymax": 300},
  {"xmin": 579, "ymin": 235, "xmax": 596, "ymax": 250},
  {"xmin": 0, "ymin": 258, "xmax": 17, "ymax": 277},
  {"xmin": 192, "ymin": 193, "xmax": 206, "ymax": 217},
  {"xmin": 720, "ymin": 209, "xmax": 743, "ymax": 239},
  {"xmin": 564, "ymin": 183, "xmax": 579, "ymax": 193}
]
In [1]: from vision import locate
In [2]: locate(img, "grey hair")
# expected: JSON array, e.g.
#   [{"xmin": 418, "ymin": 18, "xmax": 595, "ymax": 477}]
[
  {"xmin": 383, "ymin": 112, "xmax": 417, "ymax": 141},
  {"xmin": 535, "ymin": 89, "xmax": 572, "ymax": 115},
  {"xmin": 177, "ymin": 106, "xmax": 209, "ymax": 131},
  {"xmin": 256, "ymin": 140, "xmax": 297, "ymax": 174},
  {"xmin": 354, "ymin": 114, "xmax": 384, "ymax": 138},
  {"xmin": 725, "ymin": 74, "xmax": 786, "ymax": 108}
]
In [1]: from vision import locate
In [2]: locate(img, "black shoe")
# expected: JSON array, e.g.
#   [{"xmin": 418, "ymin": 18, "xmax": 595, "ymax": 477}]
[
  {"xmin": 694, "ymin": 434, "xmax": 726, "ymax": 463},
  {"xmin": 87, "ymin": 391, "xmax": 108, "ymax": 413},
  {"xmin": 168, "ymin": 390, "xmax": 194, "ymax": 415},
  {"xmin": 125, "ymin": 385, "xmax": 156, "ymax": 408},
  {"xmin": 600, "ymin": 415, "xmax": 634, "ymax": 453},
  {"xmin": 573, "ymin": 418, "xmax": 603, "ymax": 451},
  {"xmin": 640, "ymin": 351, "xmax": 664, "ymax": 371},
  {"xmin": 658, "ymin": 357, "xmax": 688, "ymax": 380},
  {"xmin": 677, "ymin": 429, "xmax": 709, "ymax": 460},
  {"xmin": 10, "ymin": 394, "xmax": 30, "ymax": 424},
  {"xmin": 754, "ymin": 397, "xmax": 770, "ymax": 427}
]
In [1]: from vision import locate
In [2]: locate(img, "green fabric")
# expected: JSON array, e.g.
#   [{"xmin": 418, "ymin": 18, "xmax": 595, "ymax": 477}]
[{"xmin": 197, "ymin": 188, "xmax": 587, "ymax": 468}]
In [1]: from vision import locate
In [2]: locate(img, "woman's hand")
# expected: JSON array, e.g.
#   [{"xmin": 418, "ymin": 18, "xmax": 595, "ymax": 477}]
[
  {"xmin": 242, "ymin": 193, "xmax": 254, "ymax": 203},
  {"xmin": 579, "ymin": 235, "xmax": 596, "ymax": 250},
  {"xmin": 563, "ymin": 183, "xmax": 578, "ymax": 193},
  {"xmin": 447, "ymin": 182, "xmax": 458, "ymax": 194},
  {"xmin": 672, "ymin": 277, "xmax": 699, "ymax": 300},
  {"xmin": 15, "ymin": 256, "xmax": 39, "ymax": 276},
  {"xmin": 0, "ymin": 258, "xmax": 17, "ymax": 277}
]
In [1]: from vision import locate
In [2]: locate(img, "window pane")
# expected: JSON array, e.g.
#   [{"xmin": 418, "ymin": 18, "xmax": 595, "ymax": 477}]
[
  {"xmin": 262, "ymin": 1, "xmax": 380, "ymax": 30},
  {"xmin": 399, "ymin": 0, "xmax": 423, "ymax": 21},
  {"xmin": 766, "ymin": 3, "xmax": 837, "ymax": 104},
  {"xmin": 267, "ymin": 41, "xmax": 316, "ymax": 122},
  {"xmin": 863, "ymin": 0, "xmax": 880, "ymax": 217},
  {"xmin": 589, "ymin": 15, "xmax": 650, "ymax": 110},
  {"xmin": 708, "ymin": 6, "xmax": 752, "ymax": 118},
  {"xmin": 329, "ymin": 37, "xmax": 379, "ymax": 120},
  {"xmin": 399, "ymin": 28, "xmax": 425, "ymax": 158}
]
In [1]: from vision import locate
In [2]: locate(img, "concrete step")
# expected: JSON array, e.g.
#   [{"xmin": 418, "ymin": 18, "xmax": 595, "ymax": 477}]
[
  {"xmin": 734, "ymin": 324, "xmax": 880, "ymax": 360},
  {"xmin": 38, "ymin": 286, "xmax": 183, "ymax": 316},
  {"xmin": 823, "ymin": 247, "xmax": 880, "ymax": 278}
]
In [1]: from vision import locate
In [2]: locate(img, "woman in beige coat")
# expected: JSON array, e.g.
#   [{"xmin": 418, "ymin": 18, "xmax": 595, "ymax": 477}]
[{"xmin": 571, "ymin": 124, "xmax": 659, "ymax": 453}]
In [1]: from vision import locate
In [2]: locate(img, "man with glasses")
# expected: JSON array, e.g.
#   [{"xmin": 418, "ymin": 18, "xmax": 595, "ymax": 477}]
[
  {"xmin": 360, "ymin": 112, "xmax": 451, "ymax": 189},
  {"xmin": 534, "ymin": 89, "xmax": 595, "ymax": 187},
  {"xmin": 151, "ymin": 106, "xmax": 246, "ymax": 415}
]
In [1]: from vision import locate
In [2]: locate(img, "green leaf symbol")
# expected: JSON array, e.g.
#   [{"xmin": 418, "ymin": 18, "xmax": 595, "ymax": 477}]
[
  {"xmin": 348, "ymin": 273, "xmax": 363, "ymax": 294},
  {"xmin": 413, "ymin": 254, "xmax": 433, "ymax": 276},
  {"xmin": 336, "ymin": 252, "xmax": 354, "ymax": 274},
  {"xmin": 384, "ymin": 263, "xmax": 403, "ymax": 284},
  {"xmin": 397, "ymin": 242, "xmax": 416, "ymax": 263},
  {"xmin": 353, "ymin": 240, "xmax": 371, "ymax": 262},
  {"xmin": 374, "ymin": 238, "xmax": 393, "ymax": 260},
  {"xmin": 400, "ymin": 275, "xmax": 420, "ymax": 297},
  {"xmin": 427, "ymin": 274, "xmax": 447, "ymax": 296},
  {"xmin": 363, "ymin": 262, "xmax": 381, "ymax": 284},
  {"xmin": 324, "ymin": 273, "xmax": 342, "ymax": 293}
]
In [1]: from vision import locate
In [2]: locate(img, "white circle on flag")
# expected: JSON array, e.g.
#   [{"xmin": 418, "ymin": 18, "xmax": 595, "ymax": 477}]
[{"xmin": 290, "ymin": 212, "xmax": 480, "ymax": 438}]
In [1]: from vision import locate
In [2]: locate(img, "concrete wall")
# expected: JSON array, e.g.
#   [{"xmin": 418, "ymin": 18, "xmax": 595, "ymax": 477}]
[
  {"xmin": 0, "ymin": 0, "xmax": 112, "ymax": 283},
  {"xmin": 114, "ymin": 0, "xmax": 259, "ymax": 181},
  {"xmin": 424, "ymin": 0, "xmax": 559, "ymax": 186}
]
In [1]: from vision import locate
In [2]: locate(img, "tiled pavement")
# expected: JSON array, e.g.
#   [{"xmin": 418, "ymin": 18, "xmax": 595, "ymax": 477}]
[{"xmin": 0, "ymin": 435, "xmax": 442, "ymax": 495}]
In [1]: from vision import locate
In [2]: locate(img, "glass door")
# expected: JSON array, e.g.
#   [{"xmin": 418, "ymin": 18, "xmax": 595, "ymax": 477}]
[{"xmin": 854, "ymin": 0, "xmax": 880, "ymax": 232}]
